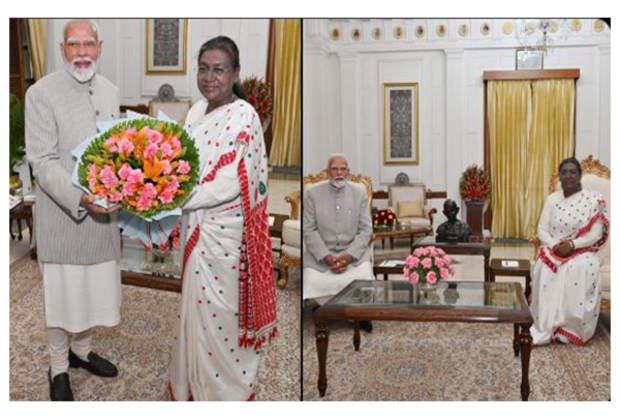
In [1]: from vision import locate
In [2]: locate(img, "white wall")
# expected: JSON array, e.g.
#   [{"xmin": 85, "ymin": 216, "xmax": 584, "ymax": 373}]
[
  {"xmin": 303, "ymin": 19, "xmax": 611, "ymax": 211},
  {"xmin": 46, "ymin": 19, "xmax": 270, "ymax": 106}
]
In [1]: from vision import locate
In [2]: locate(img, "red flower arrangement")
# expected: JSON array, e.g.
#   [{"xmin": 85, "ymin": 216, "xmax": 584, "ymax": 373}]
[
  {"xmin": 373, "ymin": 208, "xmax": 397, "ymax": 227},
  {"xmin": 241, "ymin": 76, "xmax": 273, "ymax": 125},
  {"xmin": 459, "ymin": 164, "xmax": 491, "ymax": 201}
]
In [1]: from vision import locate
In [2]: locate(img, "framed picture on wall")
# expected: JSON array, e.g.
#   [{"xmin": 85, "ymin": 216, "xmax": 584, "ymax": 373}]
[
  {"xmin": 515, "ymin": 47, "xmax": 544, "ymax": 70},
  {"xmin": 146, "ymin": 19, "xmax": 188, "ymax": 74},
  {"xmin": 382, "ymin": 82, "xmax": 420, "ymax": 165}
]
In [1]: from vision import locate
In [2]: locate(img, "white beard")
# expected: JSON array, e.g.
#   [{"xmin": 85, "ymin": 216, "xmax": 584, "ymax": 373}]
[
  {"xmin": 64, "ymin": 56, "xmax": 97, "ymax": 83},
  {"xmin": 330, "ymin": 179, "xmax": 347, "ymax": 189}
]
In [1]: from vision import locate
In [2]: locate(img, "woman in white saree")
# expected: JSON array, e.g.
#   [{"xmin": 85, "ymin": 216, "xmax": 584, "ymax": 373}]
[
  {"xmin": 168, "ymin": 36, "xmax": 277, "ymax": 401},
  {"xmin": 531, "ymin": 158, "xmax": 609, "ymax": 346}
]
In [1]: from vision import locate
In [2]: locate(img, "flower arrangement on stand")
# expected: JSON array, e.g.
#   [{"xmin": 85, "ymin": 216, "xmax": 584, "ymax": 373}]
[
  {"xmin": 77, "ymin": 118, "xmax": 199, "ymax": 219},
  {"xmin": 459, "ymin": 164, "xmax": 490, "ymax": 201},
  {"xmin": 241, "ymin": 76, "xmax": 273, "ymax": 129},
  {"xmin": 373, "ymin": 208, "xmax": 398, "ymax": 229},
  {"xmin": 403, "ymin": 246, "xmax": 455, "ymax": 287}
]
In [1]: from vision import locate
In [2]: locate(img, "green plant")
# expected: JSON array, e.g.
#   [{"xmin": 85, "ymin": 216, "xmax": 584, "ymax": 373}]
[{"xmin": 10, "ymin": 94, "xmax": 26, "ymax": 175}]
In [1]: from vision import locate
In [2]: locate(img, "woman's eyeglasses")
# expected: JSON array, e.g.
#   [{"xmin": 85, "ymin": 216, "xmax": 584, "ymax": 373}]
[{"xmin": 197, "ymin": 66, "xmax": 231, "ymax": 78}]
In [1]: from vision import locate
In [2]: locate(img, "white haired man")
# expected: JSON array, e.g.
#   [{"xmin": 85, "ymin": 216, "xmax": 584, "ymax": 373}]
[
  {"xmin": 26, "ymin": 19, "xmax": 122, "ymax": 401},
  {"xmin": 303, "ymin": 154, "xmax": 375, "ymax": 332}
]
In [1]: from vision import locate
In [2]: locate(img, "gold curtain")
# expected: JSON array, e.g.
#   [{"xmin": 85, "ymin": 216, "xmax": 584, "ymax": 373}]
[
  {"xmin": 269, "ymin": 19, "xmax": 301, "ymax": 168},
  {"xmin": 489, "ymin": 79, "xmax": 575, "ymax": 238},
  {"xmin": 27, "ymin": 19, "xmax": 47, "ymax": 81}
]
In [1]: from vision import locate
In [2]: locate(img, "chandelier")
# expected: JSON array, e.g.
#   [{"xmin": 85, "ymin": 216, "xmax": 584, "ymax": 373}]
[{"xmin": 515, "ymin": 19, "xmax": 574, "ymax": 57}]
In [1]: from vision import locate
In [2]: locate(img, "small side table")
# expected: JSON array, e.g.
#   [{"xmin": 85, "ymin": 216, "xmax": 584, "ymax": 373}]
[
  {"xmin": 10, "ymin": 201, "xmax": 34, "ymax": 242},
  {"xmin": 490, "ymin": 259, "xmax": 532, "ymax": 301}
]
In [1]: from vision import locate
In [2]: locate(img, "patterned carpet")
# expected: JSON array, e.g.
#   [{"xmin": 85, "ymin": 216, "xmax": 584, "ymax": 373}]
[
  {"xmin": 9, "ymin": 255, "xmax": 301, "ymax": 401},
  {"xmin": 302, "ymin": 307, "xmax": 611, "ymax": 401}
]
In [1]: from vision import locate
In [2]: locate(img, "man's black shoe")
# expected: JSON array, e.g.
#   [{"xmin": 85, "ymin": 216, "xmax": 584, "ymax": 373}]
[
  {"xmin": 69, "ymin": 350, "xmax": 118, "ymax": 377},
  {"xmin": 360, "ymin": 321, "xmax": 373, "ymax": 333},
  {"xmin": 49, "ymin": 369, "xmax": 74, "ymax": 401}
]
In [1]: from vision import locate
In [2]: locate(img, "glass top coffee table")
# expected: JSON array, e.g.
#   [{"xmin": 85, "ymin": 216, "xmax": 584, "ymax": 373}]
[{"xmin": 314, "ymin": 280, "xmax": 534, "ymax": 400}]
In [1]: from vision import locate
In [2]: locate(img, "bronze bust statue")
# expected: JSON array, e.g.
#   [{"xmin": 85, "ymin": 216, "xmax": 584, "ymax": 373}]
[{"xmin": 436, "ymin": 199, "xmax": 472, "ymax": 243}]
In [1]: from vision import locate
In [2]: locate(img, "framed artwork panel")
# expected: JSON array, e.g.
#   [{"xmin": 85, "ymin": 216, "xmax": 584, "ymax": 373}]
[
  {"xmin": 146, "ymin": 19, "xmax": 188, "ymax": 74},
  {"xmin": 382, "ymin": 82, "xmax": 420, "ymax": 165}
]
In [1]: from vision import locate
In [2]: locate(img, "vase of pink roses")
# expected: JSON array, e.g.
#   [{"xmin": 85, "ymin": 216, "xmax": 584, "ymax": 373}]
[{"xmin": 403, "ymin": 246, "xmax": 456, "ymax": 291}]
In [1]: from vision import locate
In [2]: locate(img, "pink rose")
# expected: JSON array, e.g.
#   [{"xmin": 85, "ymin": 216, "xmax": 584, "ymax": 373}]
[
  {"xmin": 409, "ymin": 272, "xmax": 420, "ymax": 285},
  {"xmin": 137, "ymin": 194, "xmax": 153, "ymax": 211},
  {"xmin": 403, "ymin": 266, "xmax": 411, "ymax": 277},
  {"xmin": 437, "ymin": 248, "xmax": 446, "ymax": 256},
  {"xmin": 142, "ymin": 182, "xmax": 157, "ymax": 199},
  {"xmin": 104, "ymin": 137, "xmax": 118, "ymax": 152},
  {"xmin": 167, "ymin": 175, "xmax": 180, "ymax": 192},
  {"xmin": 421, "ymin": 258, "xmax": 432, "ymax": 269},
  {"xmin": 128, "ymin": 169, "xmax": 144, "ymax": 184},
  {"xmin": 443, "ymin": 255, "xmax": 452, "ymax": 264},
  {"xmin": 429, "ymin": 247, "xmax": 438, "ymax": 257},
  {"xmin": 414, "ymin": 248, "xmax": 424, "ymax": 257},
  {"xmin": 436, "ymin": 257, "xmax": 446, "ymax": 268},
  {"xmin": 119, "ymin": 137, "xmax": 134, "ymax": 154},
  {"xmin": 122, "ymin": 181, "xmax": 139, "ymax": 198},
  {"xmin": 125, "ymin": 128, "xmax": 137, "ymax": 137},
  {"xmin": 439, "ymin": 267, "xmax": 449, "ymax": 279},
  {"xmin": 177, "ymin": 160, "xmax": 190, "ymax": 175},
  {"xmin": 118, "ymin": 163, "xmax": 132, "ymax": 180},
  {"xmin": 426, "ymin": 271, "xmax": 437, "ymax": 284}
]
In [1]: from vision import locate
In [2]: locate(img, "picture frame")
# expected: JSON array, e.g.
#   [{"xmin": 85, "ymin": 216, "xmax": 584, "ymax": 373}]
[
  {"xmin": 515, "ymin": 47, "xmax": 544, "ymax": 70},
  {"xmin": 146, "ymin": 19, "xmax": 188, "ymax": 75},
  {"xmin": 382, "ymin": 82, "xmax": 420, "ymax": 165}
]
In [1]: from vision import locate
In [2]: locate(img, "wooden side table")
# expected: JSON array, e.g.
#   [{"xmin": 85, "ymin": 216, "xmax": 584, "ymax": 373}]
[
  {"xmin": 9, "ymin": 201, "xmax": 34, "ymax": 242},
  {"xmin": 490, "ymin": 259, "xmax": 532, "ymax": 301}
]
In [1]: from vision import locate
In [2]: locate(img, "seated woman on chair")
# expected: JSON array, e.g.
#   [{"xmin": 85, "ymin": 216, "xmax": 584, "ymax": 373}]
[{"xmin": 530, "ymin": 157, "xmax": 609, "ymax": 346}]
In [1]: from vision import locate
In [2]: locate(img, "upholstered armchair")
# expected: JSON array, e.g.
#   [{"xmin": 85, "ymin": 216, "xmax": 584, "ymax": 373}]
[
  {"xmin": 530, "ymin": 156, "xmax": 611, "ymax": 309},
  {"xmin": 278, "ymin": 192, "xmax": 301, "ymax": 289},
  {"xmin": 387, "ymin": 182, "xmax": 437, "ymax": 234},
  {"xmin": 278, "ymin": 170, "xmax": 374, "ymax": 289}
]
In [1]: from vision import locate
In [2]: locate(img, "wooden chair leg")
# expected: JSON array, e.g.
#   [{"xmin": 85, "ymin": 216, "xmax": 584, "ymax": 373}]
[{"xmin": 278, "ymin": 253, "xmax": 290, "ymax": 289}]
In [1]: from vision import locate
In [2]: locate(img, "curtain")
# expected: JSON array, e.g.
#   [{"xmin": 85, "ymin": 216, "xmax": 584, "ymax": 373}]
[
  {"xmin": 27, "ymin": 19, "xmax": 47, "ymax": 81},
  {"xmin": 269, "ymin": 19, "xmax": 301, "ymax": 168},
  {"xmin": 489, "ymin": 79, "xmax": 575, "ymax": 238}
]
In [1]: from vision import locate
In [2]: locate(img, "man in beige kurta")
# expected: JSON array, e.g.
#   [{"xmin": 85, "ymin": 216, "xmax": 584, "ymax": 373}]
[{"xmin": 26, "ymin": 20, "xmax": 122, "ymax": 401}]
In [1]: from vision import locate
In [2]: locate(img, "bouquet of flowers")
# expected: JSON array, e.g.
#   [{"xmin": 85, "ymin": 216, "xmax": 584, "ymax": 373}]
[
  {"xmin": 373, "ymin": 208, "xmax": 397, "ymax": 228},
  {"xmin": 77, "ymin": 118, "xmax": 199, "ymax": 219},
  {"xmin": 459, "ymin": 164, "xmax": 491, "ymax": 201},
  {"xmin": 241, "ymin": 76, "xmax": 273, "ymax": 125},
  {"xmin": 403, "ymin": 246, "xmax": 455, "ymax": 285},
  {"xmin": 153, "ymin": 220, "xmax": 181, "ymax": 252}
]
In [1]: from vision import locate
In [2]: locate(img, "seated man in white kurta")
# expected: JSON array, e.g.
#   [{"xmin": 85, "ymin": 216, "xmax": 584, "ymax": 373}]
[
  {"xmin": 26, "ymin": 20, "xmax": 122, "ymax": 401},
  {"xmin": 303, "ymin": 154, "xmax": 375, "ymax": 331}
]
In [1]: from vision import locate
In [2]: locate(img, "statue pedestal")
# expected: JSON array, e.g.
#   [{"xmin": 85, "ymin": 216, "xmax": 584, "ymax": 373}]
[{"xmin": 465, "ymin": 200, "xmax": 484, "ymax": 237}]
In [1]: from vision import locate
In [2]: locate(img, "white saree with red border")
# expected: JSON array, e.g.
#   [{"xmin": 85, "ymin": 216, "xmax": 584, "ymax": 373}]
[
  {"xmin": 530, "ymin": 189, "xmax": 609, "ymax": 346},
  {"xmin": 168, "ymin": 99, "xmax": 277, "ymax": 401}
]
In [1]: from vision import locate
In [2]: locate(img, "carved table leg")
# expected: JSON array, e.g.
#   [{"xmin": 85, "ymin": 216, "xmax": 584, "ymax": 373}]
[
  {"xmin": 519, "ymin": 324, "xmax": 533, "ymax": 401},
  {"xmin": 513, "ymin": 324, "xmax": 520, "ymax": 356},
  {"xmin": 484, "ymin": 253, "xmax": 490, "ymax": 282},
  {"xmin": 278, "ymin": 253, "xmax": 289, "ymax": 289},
  {"xmin": 353, "ymin": 321, "xmax": 361, "ymax": 351},
  {"xmin": 525, "ymin": 273, "xmax": 532, "ymax": 303},
  {"xmin": 315, "ymin": 319, "xmax": 329, "ymax": 397}
]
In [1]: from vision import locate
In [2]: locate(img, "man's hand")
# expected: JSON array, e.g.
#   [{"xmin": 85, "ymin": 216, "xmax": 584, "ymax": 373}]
[
  {"xmin": 324, "ymin": 255, "xmax": 338, "ymax": 267},
  {"xmin": 80, "ymin": 194, "xmax": 122, "ymax": 214},
  {"xmin": 552, "ymin": 240, "xmax": 574, "ymax": 258},
  {"xmin": 328, "ymin": 254, "xmax": 354, "ymax": 274}
]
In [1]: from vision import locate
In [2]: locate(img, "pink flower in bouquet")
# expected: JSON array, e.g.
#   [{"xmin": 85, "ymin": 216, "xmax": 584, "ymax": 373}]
[
  {"xmin": 429, "ymin": 247, "xmax": 438, "ymax": 257},
  {"xmin": 449, "ymin": 265, "xmax": 456, "ymax": 275},
  {"xmin": 443, "ymin": 255, "xmax": 451, "ymax": 264},
  {"xmin": 172, "ymin": 236, "xmax": 180, "ymax": 249},
  {"xmin": 119, "ymin": 137, "xmax": 134, "ymax": 154},
  {"xmin": 137, "ymin": 184, "xmax": 156, "ymax": 211},
  {"xmin": 104, "ymin": 137, "xmax": 118, "ymax": 152},
  {"xmin": 178, "ymin": 160, "xmax": 191, "ymax": 175},
  {"xmin": 127, "ymin": 168, "xmax": 144, "ymax": 184},
  {"xmin": 159, "ymin": 240, "xmax": 170, "ymax": 252},
  {"xmin": 403, "ymin": 266, "xmax": 411, "ymax": 277},
  {"xmin": 167, "ymin": 175, "xmax": 180, "ymax": 191},
  {"xmin": 100, "ymin": 166, "xmax": 119, "ymax": 189},
  {"xmin": 414, "ymin": 247, "xmax": 424, "ymax": 257},
  {"xmin": 421, "ymin": 257, "xmax": 432, "ymax": 269},
  {"xmin": 436, "ymin": 257, "xmax": 446, "ymax": 268},
  {"xmin": 427, "ymin": 271, "xmax": 437, "ymax": 284},
  {"xmin": 163, "ymin": 160, "xmax": 173, "ymax": 175},
  {"xmin": 159, "ymin": 188, "xmax": 175, "ymax": 204},
  {"xmin": 90, "ymin": 163, "xmax": 98, "ymax": 177},
  {"xmin": 437, "ymin": 248, "xmax": 446, "ymax": 256},
  {"xmin": 143, "ymin": 143, "xmax": 159, "ymax": 160},
  {"xmin": 440, "ymin": 267, "xmax": 449, "ymax": 279},
  {"xmin": 147, "ymin": 128, "xmax": 163, "ymax": 144},
  {"xmin": 108, "ymin": 191, "xmax": 123, "ymax": 202},
  {"xmin": 88, "ymin": 177, "xmax": 97, "ymax": 190},
  {"xmin": 170, "ymin": 137, "xmax": 182, "ymax": 152},
  {"xmin": 118, "ymin": 163, "xmax": 133, "ymax": 180},
  {"xmin": 160, "ymin": 142, "xmax": 173, "ymax": 158},
  {"xmin": 125, "ymin": 128, "xmax": 137, "ymax": 137},
  {"xmin": 122, "ymin": 180, "xmax": 139, "ymax": 197},
  {"xmin": 409, "ymin": 272, "xmax": 420, "ymax": 285}
]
